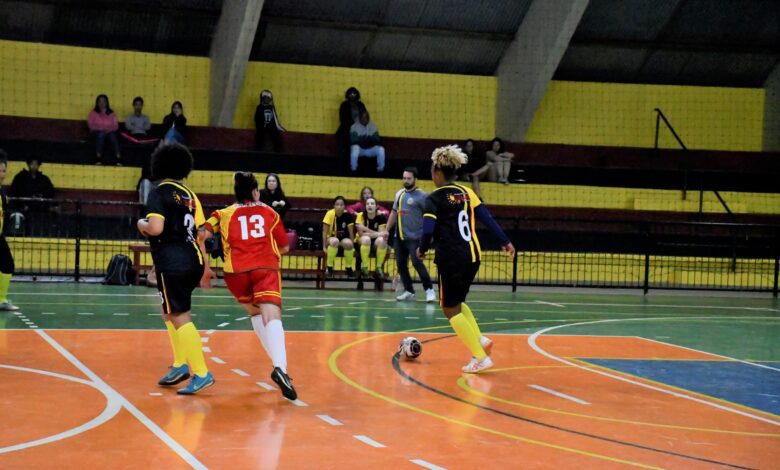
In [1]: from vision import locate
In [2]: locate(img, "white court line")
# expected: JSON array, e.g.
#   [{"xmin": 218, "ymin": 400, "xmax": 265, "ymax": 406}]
[
  {"xmin": 29, "ymin": 326, "xmax": 38, "ymax": 329},
  {"xmin": 353, "ymin": 435, "xmax": 385, "ymax": 448},
  {"xmin": 290, "ymin": 399, "xmax": 308, "ymax": 407},
  {"xmin": 147, "ymin": 313, "xmax": 158, "ymax": 316},
  {"xmin": 201, "ymin": 337, "xmax": 209, "ymax": 343},
  {"xmin": 410, "ymin": 459, "xmax": 446, "ymax": 470},
  {"xmin": 316, "ymin": 415, "xmax": 343, "ymax": 426},
  {"xmin": 112, "ymin": 313, "xmax": 129, "ymax": 316},
  {"xmin": 348, "ymin": 301, "xmax": 366, "ymax": 305},
  {"xmin": 313, "ymin": 304, "xmax": 333, "ymax": 308},
  {"xmin": 344, "ymin": 315, "xmax": 358, "ymax": 319},
  {"xmin": 202, "ymin": 346, "xmax": 212, "ymax": 353},
  {"xmin": 495, "ymin": 317, "xmax": 509, "ymax": 321},
  {"xmin": 217, "ymin": 322, "xmax": 230, "ymax": 328},
  {"xmin": 206, "ymin": 329, "xmax": 216, "ymax": 335},
  {"xmin": 41, "ymin": 312, "xmax": 57, "ymax": 315},
  {"xmin": 12, "ymin": 312, "xmax": 22, "ymax": 315},
  {"xmin": 638, "ymin": 336, "xmax": 780, "ymax": 373},
  {"xmin": 528, "ymin": 384, "xmax": 590, "ymax": 405},
  {"xmin": 210, "ymin": 357, "xmax": 226, "ymax": 364},
  {"xmin": 256, "ymin": 381, "xmax": 275, "ymax": 391},
  {"xmin": 405, "ymin": 316, "xmax": 419, "ymax": 320},
  {"xmin": 231, "ymin": 369, "xmax": 250, "ymax": 377},
  {"xmin": 33, "ymin": 330, "xmax": 207, "ymax": 469},
  {"xmin": 535, "ymin": 300, "xmax": 565, "ymax": 308},
  {"xmin": 214, "ymin": 314, "xmax": 229, "ymax": 317},
  {"xmin": 282, "ymin": 315, "xmax": 294, "ymax": 318},
  {"xmin": 149, "ymin": 392, "xmax": 163, "ymax": 396},
  {"xmin": 285, "ymin": 307, "xmax": 302, "ymax": 311},
  {"xmin": 528, "ymin": 316, "xmax": 780, "ymax": 426},
  {"xmin": 76, "ymin": 312, "xmax": 94, "ymax": 316},
  {"xmin": 311, "ymin": 315, "xmax": 324, "ymax": 318},
  {"xmin": 235, "ymin": 317, "xmax": 249, "ymax": 321},
  {"xmin": 375, "ymin": 316, "xmax": 388, "ymax": 319}
]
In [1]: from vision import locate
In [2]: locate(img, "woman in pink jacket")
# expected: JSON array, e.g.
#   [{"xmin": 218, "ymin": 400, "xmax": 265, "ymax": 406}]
[{"xmin": 87, "ymin": 94, "xmax": 122, "ymax": 165}]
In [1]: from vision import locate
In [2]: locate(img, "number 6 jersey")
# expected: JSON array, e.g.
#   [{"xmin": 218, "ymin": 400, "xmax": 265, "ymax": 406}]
[
  {"xmin": 205, "ymin": 201, "xmax": 289, "ymax": 273},
  {"xmin": 422, "ymin": 184, "xmax": 483, "ymax": 266},
  {"xmin": 145, "ymin": 181, "xmax": 205, "ymax": 273}
]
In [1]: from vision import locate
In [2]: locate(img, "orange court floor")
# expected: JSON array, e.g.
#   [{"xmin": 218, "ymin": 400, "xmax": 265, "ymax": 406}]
[{"xmin": 0, "ymin": 283, "xmax": 779, "ymax": 469}]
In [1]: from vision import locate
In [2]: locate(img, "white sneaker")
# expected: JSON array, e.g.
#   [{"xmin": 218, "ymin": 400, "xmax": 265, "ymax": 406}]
[
  {"xmin": 396, "ymin": 291, "xmax": 415, "ymax": 301},
  {"xmin": 480, "ymin": 336, "xmax": 493, "ymax": 356},
  {"xmin": 462, "ymin": 356, "xmax": 494, "ymax": 374},
  {"xmin": 425, "ymin": 288, "xmax": 437, "ymax": 303}
]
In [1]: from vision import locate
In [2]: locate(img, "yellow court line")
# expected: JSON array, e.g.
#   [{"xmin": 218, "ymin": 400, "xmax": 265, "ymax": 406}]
[
  {"xmin": 571, "ymin": 358, "xmax": 780, "ymax": 421},
  {"xmin": 327, "ymin": 320, "xmax": 661, "ymax": 469},
  {"xmin": 455, "ymin": 367, "xmax": 780, "ymax": 438}
]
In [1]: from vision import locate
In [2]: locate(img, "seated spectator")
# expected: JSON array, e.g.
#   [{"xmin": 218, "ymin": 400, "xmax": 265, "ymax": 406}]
[
  {"xmin": 486, "ymin": 137, "xmax": 515, "ymax": 184},
  {"xmin": 347, "ymin": 186, "xmax": 389, "ymax": 215},
  {"xmin": 322, "ymin": 196, "xmax": 355, "ymax": 277},
  {"xmin": 337, "ymin": 87, "xmax": 367, "ymax": 159},
  {"xmin": 259, "ymin": 173, "xmax": 290, "ymax": 220},
  {"xmin": 459, "ymin": 139, "xmax": 490, "ymax": 197},
  {"xmin": 254, "ymin": 90, "xmax": 285, "ymax": 152},
  {"xmin": 349, "ymin": 111, "xmax": 385, "ymax": 174},
  {"xmin": 161, "ymin": 101, "xmax": 187, "ymax": 145},
  {"xmin": 122, "ymin": 96, "xmax": 157, "ymax": 144},
  {"xmin": 355, "ymin": 197, "xmax": 388, "ymax": 278},
  {"xmin": 10, "ymin": 157, "xmax": 55, "ymax": 213},
  {"xmin": 87, "ymin": 94, "xmax": 122, "ymax": 165}
]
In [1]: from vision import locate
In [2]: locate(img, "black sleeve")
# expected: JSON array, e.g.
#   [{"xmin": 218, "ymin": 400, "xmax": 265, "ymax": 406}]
[
  {"xmin": 145, "ymin": 187, "xmax": 165, "ymax": 219},
  {"xmin": 338, "ymin": 101, "xmax": 351, "ymax": 127},
  {"xmin": 254, "ymin": 105, "xmax": 262, "ymax": 129},
  {"xmin": 9, "ymin": 173, "xmax": 22, "ymax": 198},
  {"xmin": 41, "ymin": 175, "xmax": 55, "ymax": 199}
]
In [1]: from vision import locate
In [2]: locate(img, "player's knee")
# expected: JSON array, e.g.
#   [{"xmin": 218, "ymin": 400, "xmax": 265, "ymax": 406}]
[
  {"xmin": 360, "ymin": 236, "xmax": 371, "ymax": 246},
  {"xmin": 376, "ymin": 236, "xmax": 386, "ymax": 247},
  {"xmin": 328, "ymin": 238, "xmax": 339, "ymax": 247},
  {"xmin": 342, "ymin": 239, "xmax": 354, "ymax": 250}
]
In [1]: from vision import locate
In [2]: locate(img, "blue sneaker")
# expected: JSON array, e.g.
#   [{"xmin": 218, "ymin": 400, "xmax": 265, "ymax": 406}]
[
  {"xmin": 158, "ymin": 364, "xmax": 190, "ymax": 386},
  {"xmin": 177, "ymin": 372, "xmax": 215, "ymax": 395}
]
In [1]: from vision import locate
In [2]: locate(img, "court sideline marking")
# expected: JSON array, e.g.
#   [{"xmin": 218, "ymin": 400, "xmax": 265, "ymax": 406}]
[
  {"xmin": 33, "ymin": 329, "xmax": 208, "ymax": 469},
  {"xmin": 528, "ymin": 317, "xmax": 780, "ymax": 427}
]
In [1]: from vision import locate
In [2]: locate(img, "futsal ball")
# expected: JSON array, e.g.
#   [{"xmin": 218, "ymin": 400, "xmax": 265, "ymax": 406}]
[{"xmin": 399, "ymin": 336, "xmax": 422, "ymax": 360}]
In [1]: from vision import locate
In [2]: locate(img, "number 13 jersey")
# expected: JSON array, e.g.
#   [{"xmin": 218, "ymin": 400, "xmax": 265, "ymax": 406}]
[
  {"xmin": 423, "ymin": 184, "xmax": 483, "ymax": 266},
  {"xmin": 145, "ymin": 181, "xmax": 205, "ymax": 273},
  {"xmin": 206, "ymin": 201, "xmax": 289, "ymax": 273}
]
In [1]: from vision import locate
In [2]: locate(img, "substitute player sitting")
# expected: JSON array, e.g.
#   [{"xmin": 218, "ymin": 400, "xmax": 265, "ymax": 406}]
[
  {"xmin": 355, "ymin": 196, "xmax": 389, "ymax": 278},
  {"xmin": 322, "ymin": 196, "xmax": 356, "ymax": 277},
  {"xmin": 417, "ymin": 145, "xmax": 515, "ymax": 373},
  {"xmin": 203, "ymin": 172, "xmax": 297, "ymax": 400},
  {"xmin": 137, "ymin": 143, "xmax": 216, "ymax": 394}
]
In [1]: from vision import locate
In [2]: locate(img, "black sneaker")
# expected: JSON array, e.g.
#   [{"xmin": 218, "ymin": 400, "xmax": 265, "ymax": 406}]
[
  {"xmin": 271, "ymin": 367, "xmax": 297, "ymax": 401},
  {"xmin": 345, "ymin": 267, "xmax": 355, "ymax": 277},
  {"xmin": 325, "ymin": 267, "xmax": 334, "ymax": 278}
]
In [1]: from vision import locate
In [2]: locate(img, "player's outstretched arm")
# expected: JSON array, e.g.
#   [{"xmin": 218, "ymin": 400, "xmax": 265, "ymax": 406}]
[
  {"xmin": 474, "ymin": 204, "xmax": 515, "ymax": 257},
  {"xmin": 197, "ymin": 227, "xmax": 217, "ymax": 288}
]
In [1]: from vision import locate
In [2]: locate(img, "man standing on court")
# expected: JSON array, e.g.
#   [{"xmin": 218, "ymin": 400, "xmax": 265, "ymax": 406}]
[{"xmin": 386, "ymin": 167, "xmax": 436, "ymax": 302}]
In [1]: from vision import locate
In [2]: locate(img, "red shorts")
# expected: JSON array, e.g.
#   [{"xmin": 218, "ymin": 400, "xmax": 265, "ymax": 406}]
[{"xmin": 224, "ymin": 269, "xmax": 282, "ymax": 306}]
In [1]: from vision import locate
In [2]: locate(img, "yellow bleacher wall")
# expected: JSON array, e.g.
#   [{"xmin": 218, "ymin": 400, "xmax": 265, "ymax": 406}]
[{"xmin": 0, "ymin": 40, "xmax": 767, "ymax": 151}]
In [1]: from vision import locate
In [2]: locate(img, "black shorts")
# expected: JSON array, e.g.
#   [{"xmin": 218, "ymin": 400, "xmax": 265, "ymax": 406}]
[
  {"xmin": 156, "ymin": 267, "xmax": 203, "ymax": 314},
  {"xmin": 0, "ymin": 236, "xmax": 14, "ymax": 274},
  {"xmin": 437, "ymin": 262, "xmax": 480, "ymax": 308}
]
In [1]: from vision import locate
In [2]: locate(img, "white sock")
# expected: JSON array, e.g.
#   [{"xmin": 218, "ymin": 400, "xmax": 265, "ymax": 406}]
[
  {"xmin": 251, "ymin": 315, "xmax": 271, "ymax": 357},
  {"xmin": 265, "ymin": 319, "xmax": 288, "ymax": 373}
]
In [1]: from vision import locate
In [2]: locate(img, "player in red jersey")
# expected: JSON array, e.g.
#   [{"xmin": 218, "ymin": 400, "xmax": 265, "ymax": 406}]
[{"xmin": 203, "ymin": 172, "xmax": 297, "ymax": 400}]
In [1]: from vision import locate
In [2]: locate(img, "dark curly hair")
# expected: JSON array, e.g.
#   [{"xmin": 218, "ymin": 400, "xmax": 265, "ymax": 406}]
[
  {"xmin": 151, "ymin": 143, "xmax": 193, "ymax": 181},
  {"xmin": 234, "ymin": 171, "xmax": 259, "ymax": 202}
]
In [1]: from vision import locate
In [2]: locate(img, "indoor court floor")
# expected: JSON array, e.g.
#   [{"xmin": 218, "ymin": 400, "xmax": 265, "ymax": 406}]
[{"xmin": 0, "ymin": 283, "xmax": 778, "ymax": 469}]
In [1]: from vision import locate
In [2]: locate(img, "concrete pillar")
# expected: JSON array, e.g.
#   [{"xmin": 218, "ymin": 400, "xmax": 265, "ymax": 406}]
[
  {"xmin": 763, "ymin": 64, "xmax": 780, "ymax": 152},
  {"xmin": 209, "ymin": 0, "xmax": 264, "ymax": 127},
  {"xmin": 496, "ymin": 0, "xmax": 589, "ymax": 142}
]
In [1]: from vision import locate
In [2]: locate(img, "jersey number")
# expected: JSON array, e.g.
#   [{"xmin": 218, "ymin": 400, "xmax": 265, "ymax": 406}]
[
  {"xmin": 183, "ymin": 214, "xmax": 196, "ymax": 242},
  {"xmin": 238, "ymin": 215, "xmax": 266, "ymax": 240},
  {"xmin": 458, "ymin": 210, "xmax": 472, "ymax": 241}
]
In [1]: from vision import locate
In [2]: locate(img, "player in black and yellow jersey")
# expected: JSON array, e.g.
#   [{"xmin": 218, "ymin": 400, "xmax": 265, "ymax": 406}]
[
  {"xmin": 417, "ymin": 145, "xmax": 515, "ymax": 373},
  {"xmin": 355, "ymin": 196, "xmax": 389, "ymax": 277},
  {"xmin": 0, "ymin": 150, "xmax": 19, "ymax": 311},
  {"xmin": 137, "ymin": 143, "xmax": 217, "ymax": 394},
  {"xmin": 322, "ymin": 196, "xmax": 356, "ymax": 277}
]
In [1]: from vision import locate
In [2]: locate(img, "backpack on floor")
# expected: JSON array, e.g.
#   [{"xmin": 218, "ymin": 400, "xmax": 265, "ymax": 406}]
[{"xmin": 104, "ymin": 254, "xmax": 133, "ymax": 285}]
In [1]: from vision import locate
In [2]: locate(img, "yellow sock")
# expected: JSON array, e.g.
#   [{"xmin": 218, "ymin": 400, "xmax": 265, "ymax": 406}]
[
  {"xmin": 0, "ymin": 273, "xmax": 10, "ymax": 303},
  {"xmin": 360, "ymin": 244, "xmax": 370, "ymax": 265},
  {"xmin": 376, "ymin": 247, "xmax": 387, "ymax": 267},
  {"xmin": 165, "ymin": 321, "xmax": 186, "ymax": 367},
  {"xmin": 344, "ymin": 247, "xmax": 354, "ymax": 268},
  {"xmin": 326, "ymin": 245, "xmax": 338, "ymax": 268},
  {"xmin": 450, "ymin": 313, "xmax": 485, "ymax": 359},
  {"xmin": 460, "ymin": 303, "xmax": 482, "ymax": 338},
  {"xmin": 177, "ymin": 322, "xmax": 209, "ymax": 377}
]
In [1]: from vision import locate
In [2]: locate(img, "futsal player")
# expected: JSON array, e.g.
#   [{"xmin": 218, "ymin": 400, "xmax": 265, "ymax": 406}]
[
  {"xmin": 137, "ymin": 143, "xmax": 216, "ymax": 394},
  {"xmin": 203, "ymin": 172, "xmax": 297, "ymax": 400},
  {"xmin": 322, "ymin": 196, "xmax": 356, "ymax": 277},
  {"xmin": 355, "ymin": 196, "xmax": 389, "ymax": 277},
  {"xmin": 0, "ymin": 150, "xmax": 18, "ymax": 311},
  {"xmin": 417, "ymin": 145, "xmax": 516, "ymax": 373}
]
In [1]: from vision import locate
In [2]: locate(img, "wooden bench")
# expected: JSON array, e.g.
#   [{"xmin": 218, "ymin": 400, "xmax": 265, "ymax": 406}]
[{"xmin": 128, "ymin": 243, "xmax": 326, "ymax": 289}]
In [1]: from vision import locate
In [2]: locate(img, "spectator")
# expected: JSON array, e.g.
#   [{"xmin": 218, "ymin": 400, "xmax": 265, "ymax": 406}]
[
  {"xmin": 346, "ymin": 186, "xmax": 389, "ymax": 216},
  {"xmin": 259, "ymin": 173, "xmax": 291, "ymax": 220},
  {"xmin": 87, "ymin": 94, "xmax": 122, "ymax": 165},
  {"xmin": 486, "ymin": 137, "xmax": 515, "ymax": 184},
  {"xmin": 125, "ymin": 96, "xmax": 151, "ymax": 138},
  {"xmin": 355, "ymin": 196, "xmax": 388, "ymax": 278},
  {"xmin": 459, "ymin": 139, "xmax": 491, "ymax": 197},
  {"xmin": 10, "ymin": 157, "xmax": 55, "ymax": 213},
  {"xmin": 337, "ymin": 86, "xmax": 367, "ymax": 159},
  {"xmin": 322, "ymin": 196, "xmax": 355, "ymax": 277},
  {"xmin": 254, "ymin": 90, "xmax": 285, "ymax": 152},
  {"xmin": 385, "ymin": 167, "xmax": 436, "ymax": 302},
  {"xmin": 161, "ymin": 101, "xmax": 187, "ymax": 145},
  {"xmin": 350, "ymin": 111, "xmax": 385, "ymax": 174}
]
